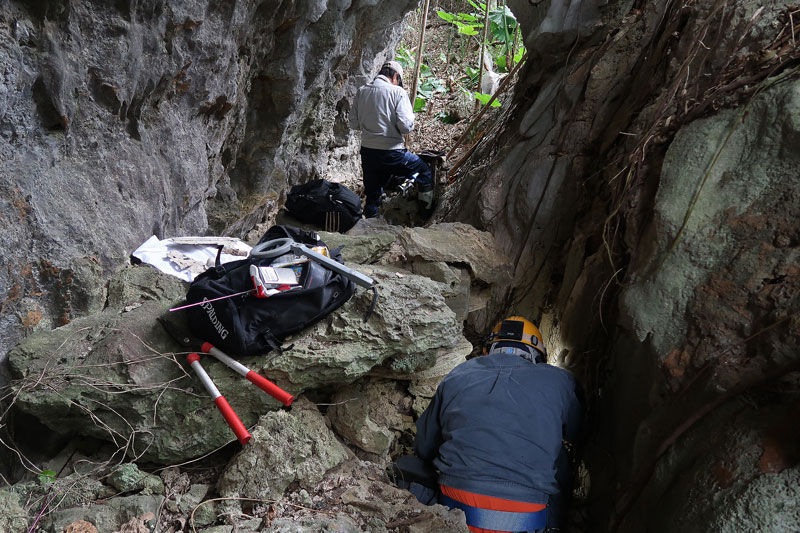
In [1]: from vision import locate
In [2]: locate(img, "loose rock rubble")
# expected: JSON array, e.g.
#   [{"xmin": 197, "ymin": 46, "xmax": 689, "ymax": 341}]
[{"xmin": 2, "ymin": 222, "xmax": 506, "ymax": 532}]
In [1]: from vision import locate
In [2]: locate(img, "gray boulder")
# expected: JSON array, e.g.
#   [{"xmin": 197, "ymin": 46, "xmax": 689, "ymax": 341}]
[
  {"xmin": 394, "ymin": 223, "xmax": 513, "ymax": 286},
  {"xmin": 324, "ymin": 222, "xmax": 512, "ymax": 286},
  {"xmin": 217, "ymin": 398, "xmax": 350, "ymax": 503},
  {"xmin": 6, "ymin": 296, "xmax": 270, "ymax": 465},
  {"xmin": 322, "ymin": 222, "xmax": 513, "ymax": 323},
  {"xmin": 339, "ymin": 478, "xmax": 467, "ymax": 532},
  {"xmin": 370, "ymin": 338, "xmax": 473, "ymax": 417},
  {"xmin": 46, "ymin": 495, "xmax": 161, "ymax": 533},
  {"xmin": 0, "ymin": 489, "xmax": 28, "ymax": 533},
  {"xmin": 263, "ymin": 264, "xmax": 464, "ymax": 389},
  {"xmin": 327, "ymin": 378, "xmax": 415, "ymax": 455},
  {"xmin": 106, "ymin": 463, "xmax": 164, "ymax": 496}
]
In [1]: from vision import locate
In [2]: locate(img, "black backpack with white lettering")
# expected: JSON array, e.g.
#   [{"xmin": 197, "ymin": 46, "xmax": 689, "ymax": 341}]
[
  {"xmin": 284, "ymin": 179, "xmax": 362, "ymax": 232},
  {"xmin": 184, "ymin": 226, "xmax": 355, "ymax": 356}
]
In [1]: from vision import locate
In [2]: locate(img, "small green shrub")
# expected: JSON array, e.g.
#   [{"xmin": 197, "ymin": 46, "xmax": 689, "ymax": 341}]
[{"xmin": 37, "ymin": 469, "xmax": 57, "ymax": 484}]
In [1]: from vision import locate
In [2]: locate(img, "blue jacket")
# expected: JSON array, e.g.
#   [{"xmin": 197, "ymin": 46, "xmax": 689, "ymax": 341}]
[{"xmin": 413, "ymin": 350, "xmax": 582, "ymax": 504}]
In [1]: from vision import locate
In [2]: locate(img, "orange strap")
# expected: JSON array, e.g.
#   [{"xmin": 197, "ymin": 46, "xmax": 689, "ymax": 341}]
[{"xmin": 440, "ymin": 485, "xmax": 546, "ymax": 533}]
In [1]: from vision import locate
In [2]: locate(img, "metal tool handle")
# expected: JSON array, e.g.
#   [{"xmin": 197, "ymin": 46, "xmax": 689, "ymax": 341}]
[
  {"xmin": 187, "ymin": 353, "xmax": 251, "ymax": 445},
  {"xmin": 289, "ymin": 242, "xmax": 375, "ymax": 289},
  {"xmin": 399, "ymin": 172, "xmax": 419, "ymax": 194},
  {"xmin": 245, "ymin": 372, "xmax": 295, "ymax": 406},
  {"xmin": 201, "ymin": 343, "xmax": 295, "ymax": 406}
]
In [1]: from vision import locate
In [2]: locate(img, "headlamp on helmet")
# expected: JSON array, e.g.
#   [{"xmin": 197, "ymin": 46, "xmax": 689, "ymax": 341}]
[{"xmin": 484, "ymin": 316, "xmax": 547, "ymax": 360}]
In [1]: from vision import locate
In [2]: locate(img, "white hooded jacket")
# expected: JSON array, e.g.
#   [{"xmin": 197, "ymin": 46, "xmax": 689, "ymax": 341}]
[{"xmin": 349, "ymin": 75, "xmax": 414, "ymax": 150}]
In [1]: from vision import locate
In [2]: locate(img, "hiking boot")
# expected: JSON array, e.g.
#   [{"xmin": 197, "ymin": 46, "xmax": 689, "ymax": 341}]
[{"xmin": 418, "ymin": 190, "xmax": 434, "ymax": 210}]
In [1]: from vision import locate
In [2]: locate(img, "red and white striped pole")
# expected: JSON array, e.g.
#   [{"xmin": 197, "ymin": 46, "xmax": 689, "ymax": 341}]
[
  {"xmin": 187, "ymin": 353, "xmax": 251, "ymax": 445},
  {"xmin": 200, "ymin": 342, "xmax": 294, "ymax": 407}
]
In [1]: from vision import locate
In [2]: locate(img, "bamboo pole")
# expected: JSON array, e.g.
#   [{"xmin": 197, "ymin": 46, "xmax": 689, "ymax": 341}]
[
  {"xmin": 511, "ymin": 22, "xmax": 519, "ymax": 67},
  {"xmin": 475, "ymin": 0, "xmax": 491, "ymax": 111},
  {"xmin": 502, "ymin": 0, "xmax": 511, "ymax": 69},
  {"xmin": 447, "ymin": 136, "xmax": 482, "ymax": 184},
  {"xmin": 409, "ymin": 0, "xmax": 431, "ymax": 121}
]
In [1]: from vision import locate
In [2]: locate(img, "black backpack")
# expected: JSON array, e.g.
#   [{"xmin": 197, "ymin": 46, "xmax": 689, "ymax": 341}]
[
  {"xmin": 285, "ymin": 179, "xmax": 362, "ymax": 233},
  {"xmin": 184, "ymin": 226, "xmax": 355, "ymax": 356}
]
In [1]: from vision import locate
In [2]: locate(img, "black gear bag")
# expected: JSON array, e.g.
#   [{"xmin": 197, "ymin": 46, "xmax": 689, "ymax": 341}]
[
  {"xmin": 284, "ymin": 179, "xmax": 362, "ymax": 233},
  {"xmin": 184, "ymin": 225, "xmax": 355, "ymax": 356}
]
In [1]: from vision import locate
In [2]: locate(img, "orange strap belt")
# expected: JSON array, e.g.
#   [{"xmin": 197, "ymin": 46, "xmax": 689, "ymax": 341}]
[{"xmin": 439, "ymin": 485, "xmax": 546, "ymax": 533}]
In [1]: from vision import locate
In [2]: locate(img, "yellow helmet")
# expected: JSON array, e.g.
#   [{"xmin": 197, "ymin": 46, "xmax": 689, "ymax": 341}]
[{"xmin": 485, "ymin": 316, "xmax": 547, "ymax": 358}]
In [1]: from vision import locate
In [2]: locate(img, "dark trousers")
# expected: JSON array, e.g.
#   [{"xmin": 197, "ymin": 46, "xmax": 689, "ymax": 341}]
[{"xmin": 359, "ymin": 147, "xmax": 433, "ymax": 218}]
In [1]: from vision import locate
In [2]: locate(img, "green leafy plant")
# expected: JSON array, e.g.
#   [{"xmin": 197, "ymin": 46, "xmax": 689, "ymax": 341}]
[
  {"xmin": 435, "ymin": 111, "xmax": 459, "ymax": 124},
  {"xmin": 396, "ymin": 50, "xmax": 446, "ymax": 112},
  {"xmin": 396, "ymin": 46, "xmax": 415, "ymax": 72},
  {"xmin": 414, "ymin": 65, "xmax": 446, "ymax": 112},
  {"xmin": 473, "ymin": 91, "xmax": 501, "ymax": 107},
  {"xmin": 37, "ymin": 470, "xmax": 56, "ymax": 484},
  {"xmin": 438, "ymin": 0, "xmax": 526, "ymax": 78},
  {"xmin": 436, "ymin": 10, "xmax": 481, "ymax": 35},
  {"xmin": 489, "ymin": 6, "xmax": 515, "ymax": 44},
  {"xmin": 492, "ymin": 5, "xmax": 526, "ymax": 71}
]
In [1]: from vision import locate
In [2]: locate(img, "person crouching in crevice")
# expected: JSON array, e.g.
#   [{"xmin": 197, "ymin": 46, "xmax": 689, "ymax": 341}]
[{"xmin": 408, "ymin": 316, "xmax": 584, "ymax": 532}]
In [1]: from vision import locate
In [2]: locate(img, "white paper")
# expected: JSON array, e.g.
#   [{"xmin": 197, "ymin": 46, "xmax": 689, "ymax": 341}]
[{"xmin": 131, "ymin": 236, "xmax": 252, "ymax": 282}]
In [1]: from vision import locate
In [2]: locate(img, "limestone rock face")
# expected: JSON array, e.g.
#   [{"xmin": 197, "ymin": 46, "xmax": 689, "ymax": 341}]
[
  {"xmin": 619, "ymin": 79, "xmax": 800, "ymax": 391},
  {"xmin": 0, "ymin": 0, "xmax": 417, "ymax": 364},
  {"xmin": 443, "ymin": 0, "xmax": 800, "ymax": 530},
  {"xmin": 630, "ymin": 400, "xmax": 800, "ymax": 533},
  {"xmin": 609, "ymin": 78, "xmax": 800, "ymax": 532}
]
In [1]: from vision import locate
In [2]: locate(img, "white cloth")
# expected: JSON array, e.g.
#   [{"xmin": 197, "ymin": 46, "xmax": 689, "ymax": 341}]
[
  {"xmin": 131, "ymin": 236, "xmax": 252, "ymax": 282},
  {"xmin": 349, "ymin": 75, "xmax": 414, "ymax": 150}
]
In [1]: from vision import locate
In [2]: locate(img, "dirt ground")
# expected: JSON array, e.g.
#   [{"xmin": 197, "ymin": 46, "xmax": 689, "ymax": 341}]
[{"xmin": 397, "ymin": 1, "xmax": 519, "ymax": 175}]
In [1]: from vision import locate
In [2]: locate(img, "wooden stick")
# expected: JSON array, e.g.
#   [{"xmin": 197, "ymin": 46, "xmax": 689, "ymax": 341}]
[
  {"xmin": 511, "ymin": 21, "xmax": 519, "ymax": 66},
  {"xmin": 447, "ymin": 134, "xmax": 482, "ymax": 183},
  {"xmin": 475, "ymin": 0, "xmax": 491, "ymax": 112},
  {"xmin": 409, "ymin": 0, "xmax": 431, "ymax": 121},
  {"xmin": 503, "ymin": 0, "xmax": 512, "ymax": 69}
]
